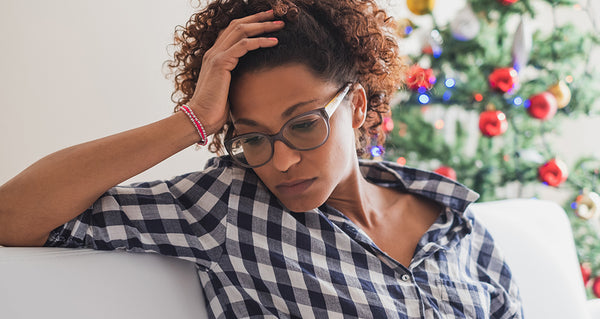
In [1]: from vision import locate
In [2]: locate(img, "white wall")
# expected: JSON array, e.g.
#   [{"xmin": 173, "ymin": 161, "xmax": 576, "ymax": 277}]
[
  {"xmin": 0, "ymin": 0, "xmax": 210, "ymax": 184},
  {"xmin": 1, "ymin": 0, "xmax": 598, "ymax": 191}
]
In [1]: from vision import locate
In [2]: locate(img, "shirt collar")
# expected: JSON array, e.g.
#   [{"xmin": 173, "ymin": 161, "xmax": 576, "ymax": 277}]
[{"xmin": 358, "ymin": 160, "xmax": 480, "ymax": 214}]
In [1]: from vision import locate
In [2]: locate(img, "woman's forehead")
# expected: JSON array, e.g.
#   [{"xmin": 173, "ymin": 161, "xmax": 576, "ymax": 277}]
[{"xmin": 229, "ymin": 64, "xmax": 337, "ymax": 116}]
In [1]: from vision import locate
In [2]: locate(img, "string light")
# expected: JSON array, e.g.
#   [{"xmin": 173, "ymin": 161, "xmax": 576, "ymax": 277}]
[
  {"xmin": 405, "ymin": 26, "xmax": 413, "ymax": 35},
  {"xmin": 417, "ymin": 86, "xmax": 427, "ymax": 94},
  {"xmin": 434, "ymin": 119, "xmax": 445, "ymax": 130},
  {"xmin": 418, "ymin": 94, "xmax": 430, "ymax": 104},
  {"xmin": 513, "ymin": 97, "xmax": 523, "ymax": 106},
  {"xmin": 571, "ymin": 202, "xmax": 578, "ymax": 210},
  {"xmin": 370, "ymin": 145, "xmax": 384, "ymax": 157},
  {"xmin": 474, "ymin": 93, "xmax": 483, "ymax": 102},
  {"xmin": 431, "ymin": 30, "xmax": 443, "ymax": 58},
  {"xmin": 445, "ymin": 78, "xmax": 456, "ymax": 88},
  {"xmin": 396, "ymin": 157, "xmax": 407, "ymax": 165},
  {"xmin": 565, "ymin": 75, "xmax": 574, "ymax": 83},
  {"xmin": 513, "ymin": 63, "xmax": 521, "ymax": 73},
  {"xmin": 443, "ymin": 91, "xmax": 452, "ymax": 101}
]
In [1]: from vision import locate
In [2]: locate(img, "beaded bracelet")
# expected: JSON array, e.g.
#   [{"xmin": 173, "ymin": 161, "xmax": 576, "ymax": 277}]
[{"xmin": 178, "ymin": 105, "xmax": 208, "ymax": 146}]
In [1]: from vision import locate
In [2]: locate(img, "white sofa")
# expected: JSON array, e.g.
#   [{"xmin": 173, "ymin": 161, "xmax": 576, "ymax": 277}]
[{"xmin": 1, "ymin": 199, "xmax": 599, "ymax": 319}]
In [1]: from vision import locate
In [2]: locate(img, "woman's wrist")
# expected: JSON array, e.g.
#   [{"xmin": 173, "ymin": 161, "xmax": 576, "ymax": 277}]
[
  {"xmin": 178, "ymin": 105, "xmax": 208, "ymax": 146},
  {"xmin": 186, "ymin": 102, "xmax": 227, "ymax": 138}
]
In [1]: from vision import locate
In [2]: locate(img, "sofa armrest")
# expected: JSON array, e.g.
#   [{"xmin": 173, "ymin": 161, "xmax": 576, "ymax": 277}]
[
  {"xmin": 470, "ymin": 199, "xmax": 590, "ymax": 319},
  {"xmin": 0, "ymin": 248, "xmax": 208, "ymax": 319}
]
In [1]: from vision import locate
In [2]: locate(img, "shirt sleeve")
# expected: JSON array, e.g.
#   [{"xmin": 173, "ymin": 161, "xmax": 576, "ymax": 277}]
[
  {"xmin": 465, "ymin": 209, "xmax": 524, "ymax": 319},
  {"xmin": 43, "ymin": 157, "xmax": 233, "ymax": 269}
]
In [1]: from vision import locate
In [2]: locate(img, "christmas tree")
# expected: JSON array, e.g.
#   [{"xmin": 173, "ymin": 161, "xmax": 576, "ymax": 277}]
[{"xmin": 381, "ymin": 0, "xmax": 600, "ymax": 298}]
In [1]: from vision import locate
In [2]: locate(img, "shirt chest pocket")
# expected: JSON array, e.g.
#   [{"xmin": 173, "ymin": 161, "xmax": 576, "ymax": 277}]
[{"xmin": 427, "ymin": 278, "xmax": 492, "ymax": 318}]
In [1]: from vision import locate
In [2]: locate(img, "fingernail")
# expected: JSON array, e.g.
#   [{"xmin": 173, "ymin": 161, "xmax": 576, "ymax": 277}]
[
  {"xmin": 273, "ymin": 20, "xmax": 284, "ymax": 24},
  {"xmin": 268, "ymin": 37, "xmax": 278, "ymax": 41},
  {"xmin": 266, "ymin": 9, "xmax": 273, "ymax": 14}
]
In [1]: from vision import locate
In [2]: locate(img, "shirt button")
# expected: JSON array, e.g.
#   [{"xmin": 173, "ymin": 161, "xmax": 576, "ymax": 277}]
[{"xmin": 401, "ymin": 274, "xmax": 410, "ymax": 281}]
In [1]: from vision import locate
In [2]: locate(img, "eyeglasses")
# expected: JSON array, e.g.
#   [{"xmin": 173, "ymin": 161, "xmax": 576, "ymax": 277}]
[{"xmin": 225, "ymin": 83, "xmax": 352, "ymax": 168}]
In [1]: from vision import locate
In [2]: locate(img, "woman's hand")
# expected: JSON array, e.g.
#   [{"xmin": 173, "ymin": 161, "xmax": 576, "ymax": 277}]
[{"xmin": 188, "ymin": 10, "xmax": 285, "ymax": 136}]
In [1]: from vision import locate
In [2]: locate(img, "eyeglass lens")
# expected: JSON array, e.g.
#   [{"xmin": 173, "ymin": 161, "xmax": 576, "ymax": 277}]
[{"xmin": 228, "ymin": 111, "xmax": 329, "ymax": 167}]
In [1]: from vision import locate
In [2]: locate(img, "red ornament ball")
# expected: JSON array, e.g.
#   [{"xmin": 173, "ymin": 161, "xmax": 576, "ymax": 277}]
[
  {"xmin": 581, "ymin": 263, "xmax": 592, "ymax": 286},
  {"xmin": 498, "ymin": 0, "xmax": 519, "ymax": 5},
  {"xmin": 527, "ymin": 92, "xmax": 558, "ymax": 120},
  {"xmin": 488, "ymin": 67, "xmax": 519, "ymax": 93},
  {"xmin": 407, "ymin": 65, "xmax": 436, "ymax": 91},
  {"xmin": 538, "ymin": 158, "xmax": 568, "ymax": 187},
  {"xmin": 382, "ymin": 117, "xmax": 394, "ymax": 134},
  {"xmin": 479, "ymin": 110, "xmax": 508, "ymax": 137},
  {"xmin": 593, "ymin": 277, "xmax": 600, "ymax": 298},
  {"xmin": 434, "ymin": 166, "xmax": 457, "ymax": 181}
]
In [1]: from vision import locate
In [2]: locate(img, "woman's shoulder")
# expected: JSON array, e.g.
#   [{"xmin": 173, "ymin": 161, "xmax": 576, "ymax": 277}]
[
  {"xmin": 177, "ymin": 155, "xmax": 248, "ymax": 181},
  {"xmin": 199, "ymin": 155, "xmax": 261, "ymax": 184},
  {"xmin": 122, "ymin": 155, "xmax": 255, "ymax": 195},
  {"xmin": 358, "ymin": 159, "xmax": 480, "ymax": 214},
  {"xmin": 186, "ymin": 155, "xmax": 270, "ymax": 198}
]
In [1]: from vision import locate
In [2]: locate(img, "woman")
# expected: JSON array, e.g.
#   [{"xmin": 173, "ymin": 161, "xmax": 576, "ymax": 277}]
[{"xmin": 0, "ymin": 0, "xmax": 522, "ymax": 318}]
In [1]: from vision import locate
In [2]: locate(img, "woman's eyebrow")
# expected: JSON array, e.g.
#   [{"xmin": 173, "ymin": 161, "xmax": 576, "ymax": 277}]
[
  {"xmin": 233, "ymin": 98, "xmax": 319, "ymax": 127},
  {"xmin": 280, "ymin": 99, "xmax": 318, "ymax": 119},
  {"xmin": 233, "ymin": 118, "xmax": 261, "ymax": 127}
]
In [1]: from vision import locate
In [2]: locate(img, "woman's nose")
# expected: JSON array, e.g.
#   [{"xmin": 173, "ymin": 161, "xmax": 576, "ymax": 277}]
[{"xmin": 270, "ymin": 140, "xmax": 301, "ymax": 172}]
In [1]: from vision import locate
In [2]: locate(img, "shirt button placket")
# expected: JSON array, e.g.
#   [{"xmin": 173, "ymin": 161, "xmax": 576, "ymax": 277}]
[{"xmin": 395, "ymin": 267, "xmax": 412, "ymax": 282}]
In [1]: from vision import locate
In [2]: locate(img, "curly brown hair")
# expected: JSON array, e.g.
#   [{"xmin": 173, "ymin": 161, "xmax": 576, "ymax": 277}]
[{"xmin": 166, "ymin": 0, "xmax": 405, "ymax": 157}]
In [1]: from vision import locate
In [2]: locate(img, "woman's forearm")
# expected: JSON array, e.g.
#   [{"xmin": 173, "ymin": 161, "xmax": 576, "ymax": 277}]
[{"xmin": 0, "ymin": 111, "xmax": 199, "ymax": 246}]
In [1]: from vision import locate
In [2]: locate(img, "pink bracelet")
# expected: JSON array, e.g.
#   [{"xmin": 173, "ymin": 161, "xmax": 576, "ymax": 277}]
[{"xmin": 178, "ymin": 105, "xmax": 208, "ymax": 146}]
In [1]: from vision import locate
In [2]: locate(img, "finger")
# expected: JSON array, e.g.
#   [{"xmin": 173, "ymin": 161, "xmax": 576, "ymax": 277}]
[
  {"xmin": 216, "ymin": 20, "xmax": 284, "ymax": 50},
  {"xmin": 234, "ymin": 9, "xmax": 276, "ymax": 24},
  {"xmin": 216, "ymin": 10, "xmax": 276, "ymax": 38},
  {"xmin": 225, "ymin": 37, "xmax": 279, "ymax": 61},
  {"xmin": 214, "ymin": 9, "xmax": 280, "ymax": 48}
]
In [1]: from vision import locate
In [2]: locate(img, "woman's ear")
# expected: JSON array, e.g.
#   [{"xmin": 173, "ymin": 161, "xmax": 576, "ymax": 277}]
[{"xmin": 350, "ymin": 83, "xmax": 367, "ymax": 129}]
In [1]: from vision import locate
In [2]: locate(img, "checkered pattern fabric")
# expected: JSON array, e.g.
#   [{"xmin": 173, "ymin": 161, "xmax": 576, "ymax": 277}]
[{"xmin": 45, "ymin": 156, "xmax": 523, "ymax": 318}]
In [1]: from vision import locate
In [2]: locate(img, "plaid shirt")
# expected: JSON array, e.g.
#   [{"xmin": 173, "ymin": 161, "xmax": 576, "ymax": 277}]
[{"xmin": 45, "ymin": 156, "xmax": 523, "ymax": 318}]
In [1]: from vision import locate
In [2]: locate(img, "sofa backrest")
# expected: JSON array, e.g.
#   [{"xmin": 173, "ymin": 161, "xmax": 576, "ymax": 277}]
[{"xmin": 0, "ymin": 199, "xmax": 590, "ymax": 319}]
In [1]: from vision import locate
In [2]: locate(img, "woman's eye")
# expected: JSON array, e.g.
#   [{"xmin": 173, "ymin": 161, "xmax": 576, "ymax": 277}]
[{"xmin": 290, "ymin": 119, "xmax": 318, "ymax": 131}]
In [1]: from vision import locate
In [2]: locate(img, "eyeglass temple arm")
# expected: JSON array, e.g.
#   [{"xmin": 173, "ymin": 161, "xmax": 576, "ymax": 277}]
[{"xmin": 324, "ymin": 83, "xmax": 352, "ymax": 117}]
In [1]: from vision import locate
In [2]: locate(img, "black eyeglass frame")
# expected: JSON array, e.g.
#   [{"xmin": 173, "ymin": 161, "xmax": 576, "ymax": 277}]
[{"xmin": 224, "ymin": 83, "xmax": 353, "ymax": 168}]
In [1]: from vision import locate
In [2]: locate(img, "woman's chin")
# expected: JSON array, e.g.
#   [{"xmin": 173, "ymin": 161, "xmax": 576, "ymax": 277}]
[
  {"xmin": 278, "ymin": 198, "xmax": 318, "ymax": 213},
  {"xmin": 276, "ymin": 192, "xmax": 329, "ymax": 213}
]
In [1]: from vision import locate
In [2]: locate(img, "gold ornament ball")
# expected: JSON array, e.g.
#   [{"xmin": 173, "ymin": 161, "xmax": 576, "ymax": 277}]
[
  {"xmin": 407, "ymin": 0, "xmax": 436, "ymax": 15},
  {"xmin": 548, "ymin": 81, "xmax": 571, "ymax": 109},
  {"xmin": 576, "ymin": 192, "xmax": 600, "ymax": 220}
]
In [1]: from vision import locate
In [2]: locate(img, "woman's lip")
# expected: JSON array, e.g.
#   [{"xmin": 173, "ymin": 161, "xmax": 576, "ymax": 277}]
[{"xmin": 275, "ymin": 178, "xmax": 316, "ymax": 195}]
